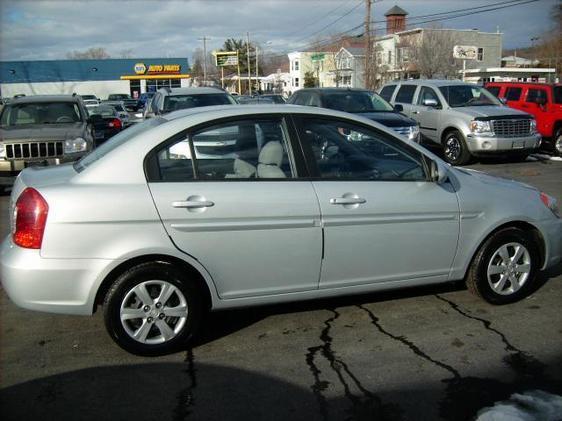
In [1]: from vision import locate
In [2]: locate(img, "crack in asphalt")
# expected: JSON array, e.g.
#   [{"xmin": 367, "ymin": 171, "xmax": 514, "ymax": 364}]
[
  {"xmin": 173, "ymin": 348, "xmax": 197, "ymax": 421},
  {"xmin": 305, "ymin": 308, "xmax": 401, "ymax": 420},
  {"xmin": 357, "ymin": 304, "xmax": 461, "ymax": 380},
  {"xmin": 434, "ymin": 295, "xmax": 546, "ymax": 378}
]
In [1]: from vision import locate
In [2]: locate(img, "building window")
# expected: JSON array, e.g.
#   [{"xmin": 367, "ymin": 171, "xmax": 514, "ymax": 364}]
[
  {"xmin": 294, "ymin": 60, "xmax": 299, "ymax": 71},
  {"xmin": 294, "ymin": 77, "xmax": 299, "ymax": 87},
  {"xmin": 387, "ymin": 51, "xmax": 392, "ymax": 64},
  {"xmin": 343, "ymin": 75, "xmax": 352, "ymax": 85},
  {"xmin": 477, "ymin": 48, "xmax": 484, "ymax": 61}
]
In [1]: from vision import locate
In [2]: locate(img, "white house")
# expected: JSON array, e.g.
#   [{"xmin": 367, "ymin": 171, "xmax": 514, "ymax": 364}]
[{"xmin": 332, "ymin": 47, "xmax": 365, "ymax": 88}]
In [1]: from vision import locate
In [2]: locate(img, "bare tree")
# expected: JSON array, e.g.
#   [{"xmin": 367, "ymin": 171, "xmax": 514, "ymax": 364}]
[
  {"xmin": 66, "ymin": 47, "xmax": 111, "ymax": 60},
  {"xmin": 119, "ymin": 49, "xmax": 134, "ymax": 59},
  {"xmin": 403, "ymin": 28, "xmax": 461, "ymax": 79}
]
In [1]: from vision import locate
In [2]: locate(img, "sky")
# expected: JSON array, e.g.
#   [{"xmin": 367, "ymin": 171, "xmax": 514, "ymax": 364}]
[{"xmin": 0, "ymin": 0, "xmax": 557, "ymax": 62}]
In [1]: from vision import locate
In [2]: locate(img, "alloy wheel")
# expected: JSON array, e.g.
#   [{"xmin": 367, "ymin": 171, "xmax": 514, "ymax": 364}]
[
  {"xmin": 120, "ymin": 280, "xmax": 188, "ymax": 344},
  {"xmin": 445, "ymin": 136, "xmax": 461, "ymax": 162},
  {"xmin": 486, "ymin": 242, "xmax": 531, "ymax": 295}
]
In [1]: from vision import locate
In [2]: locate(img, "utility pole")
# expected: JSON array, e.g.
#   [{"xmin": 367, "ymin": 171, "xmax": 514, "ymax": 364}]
[
  {"xmin": 198, "ymin": 36, "xmax": 209, "ymax": 86},
  {"xmin": 247, "ymin": 32, "xmax": 252, "ymax": 95},
  {"xmin": 256, "ymin": 45, "xmax": 259, "ymax": 94},
  {"xmin": 364, "ymin": 0, "xmax": 372, "ymax": 90}
]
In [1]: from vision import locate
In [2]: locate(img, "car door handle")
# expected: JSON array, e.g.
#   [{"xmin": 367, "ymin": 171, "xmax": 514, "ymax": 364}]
[
  {"xmin": 412, "ymin": 111, "xmax": 420, "ymax": 114},
  {"xmin": 330, "ymin": 197, "xmax": 366, "ymax": 205},
  {"xmin": 172, "ymin": 200, "xmax": 215, "ymax": 209}
]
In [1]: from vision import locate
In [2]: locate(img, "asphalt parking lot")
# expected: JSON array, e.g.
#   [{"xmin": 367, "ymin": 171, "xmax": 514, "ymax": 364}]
[{"xmin": 0, "ymin": 156, "xmax": 561, "ymax": 421}]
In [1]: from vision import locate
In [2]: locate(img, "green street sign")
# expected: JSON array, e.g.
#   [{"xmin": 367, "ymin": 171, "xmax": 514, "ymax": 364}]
[{"xmin": 311, "ymin": 53, "xmax": 325, "ymax": 62}]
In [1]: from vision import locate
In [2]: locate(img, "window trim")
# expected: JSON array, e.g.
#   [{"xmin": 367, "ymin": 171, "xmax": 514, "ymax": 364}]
[
  {"xmin": 144, "ymin": 114, "xmax": 310, "ymax": 183},
  {"xmin": 291, "ymin": 114, "xmax": 431, "ymax": 182}
]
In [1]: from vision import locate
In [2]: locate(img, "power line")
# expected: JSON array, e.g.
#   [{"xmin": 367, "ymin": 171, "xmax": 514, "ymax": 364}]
[{"xmin": 285, "ymin": 0, "xmax": 358, "ymax": 39}]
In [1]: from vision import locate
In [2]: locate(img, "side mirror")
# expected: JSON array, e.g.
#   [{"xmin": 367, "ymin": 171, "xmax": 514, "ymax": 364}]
[
  {"xmin": 422, "ymin": 98, "xmax": 438, "ymax": 107},
  {"xmin": 430, "ymin": 160, "xmax": 448, "ymax": 184},
  {"xmin": 394, "ymin": 104, "xmax": 404, "ymax": 112}
]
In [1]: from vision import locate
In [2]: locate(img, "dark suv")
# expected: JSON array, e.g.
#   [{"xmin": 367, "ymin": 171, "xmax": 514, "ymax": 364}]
[
  {"xmin": 0, "ymin": 95, "xmax": 95, "ymax": 189},
  {"xmin": 287, "ymin": 88, "xmax": 420, "ymax": 142}
]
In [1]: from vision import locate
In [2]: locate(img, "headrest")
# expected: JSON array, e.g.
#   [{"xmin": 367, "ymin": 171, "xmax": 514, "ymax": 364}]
[{"xmin": 258, "ymin": 141, "xmax": 283, "ymax": 167}]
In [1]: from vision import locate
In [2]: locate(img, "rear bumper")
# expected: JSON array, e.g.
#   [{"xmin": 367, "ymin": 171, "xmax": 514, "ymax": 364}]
[
  {"xmin": 466, "ymin": 133, "xmax": 541, "ymax": 154},
  {"xmin": 0, "ymin": 236, "xmax": 113, "ymax": 315}
]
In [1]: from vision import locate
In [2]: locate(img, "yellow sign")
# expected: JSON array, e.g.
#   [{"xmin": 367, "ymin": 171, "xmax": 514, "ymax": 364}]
[
  {"xmin": 147, "ymin": 64, "xmax": 181, "ymax": 74},
  {"xmin": 133, "ymin": 63, "xmax": 181, "ymax": 75},
  {"xmin": 134, "ymin": 63, "xmax": 147, "ymax": 74}
]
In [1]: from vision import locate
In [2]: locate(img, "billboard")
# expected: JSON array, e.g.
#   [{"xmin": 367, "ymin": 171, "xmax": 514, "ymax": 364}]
[
  {"xmin": 453, "ymin": 45, "xmax": 478, "ymax": 60},
  {"xmin": 214, "ymin": 51, "xmax": 239, "ymax": 67}
]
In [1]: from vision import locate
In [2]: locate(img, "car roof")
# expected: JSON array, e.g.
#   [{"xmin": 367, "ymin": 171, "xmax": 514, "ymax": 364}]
[
  {"xmin": 485, "ymin": 81, "xmax": 559, "ymax": 87},
  {"xmin": 386, "ymin": 79, "xmax": 465, "ymax": 87},
  {"xmin": 8, "ymin": 95, "xmax": 81, "ymax": 104},
  {"xmin": 158, "ymin": 87, "xmax": 227, "ymax": 95},
  {"xmin": 296, "ymin": 87, "xmax": 371, "ymax": 93}
]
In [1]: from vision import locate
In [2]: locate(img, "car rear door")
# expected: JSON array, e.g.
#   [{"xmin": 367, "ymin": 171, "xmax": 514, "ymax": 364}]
[
  {"xmin": 294, "ymin": 115, "xmax": 459, "ymax": 289},
  {"xmin": 147, "ymin": 115, "xmax": 322, "ymax": 299}
]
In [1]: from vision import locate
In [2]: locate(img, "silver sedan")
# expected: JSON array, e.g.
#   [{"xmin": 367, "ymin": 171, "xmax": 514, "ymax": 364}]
[{"xmin": 1, "ymin": 105, "xmax": 560, "ymax": 355}]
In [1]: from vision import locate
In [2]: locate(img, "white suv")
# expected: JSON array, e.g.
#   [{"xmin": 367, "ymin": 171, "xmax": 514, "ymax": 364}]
[{"xmin": 379, "ymin": 80, "xmax": 540, "ymax": 165}]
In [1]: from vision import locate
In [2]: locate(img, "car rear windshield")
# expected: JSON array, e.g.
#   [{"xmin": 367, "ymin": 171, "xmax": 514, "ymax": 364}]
[
  {"xmin": 438, "ymin": 85, "xmax": 501, "ymax": 107},
  {"xmin": 322, "ymin": 91, "xmax": 394, "ymax": 113},
  {"xmin": 88, "ymin": 105, "xmax": 116, "ymax": 117},
  {"xmin": 553, "ymin": 86, "xmax": 562, "ymax": 104},
  {"xmin": 163, "ymin": 94, "xmax": 236, "ymax": 112},
  {"xmin": 109, "ymin": 94, "xmax": 131, "ymax": 100},
  {"xmin": 74, "ymin": 117, "xmax": 164, "ymax": 172},
  {"xmin": 0, "ymin": 102, "xmax": 82, "ymax": 126}
]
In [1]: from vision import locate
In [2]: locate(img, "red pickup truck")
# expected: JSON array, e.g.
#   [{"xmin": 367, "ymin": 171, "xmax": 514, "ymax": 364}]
[{"xmin": 485, "ymin": 82, "xmax": 562, "ymax": 156}]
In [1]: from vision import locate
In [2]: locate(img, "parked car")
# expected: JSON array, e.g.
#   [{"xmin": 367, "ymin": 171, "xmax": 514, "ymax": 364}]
[
  {"xmin": 260, "ymin": 94, "xmax": 286, "ymax": 104},
  {"xmin": 379, "ymin": 80, "xmax": 541, "ymax": 165},
  {"xmin": 87, "ymin": 104, "xmax": 124, "ymax": 144},
  {"xmin": 80, "ymin": 94, "xmax": 100, "ymax": 108},
  {"xmin": 485, "ymin": 82, "xmax": 562, "ymax": 156},
  {"xmin": 137, "ymin": 92, "xmax": 155, "ymax": 110},
  {"xmin": 144, "ymin": 87, "xmax": 237, "ymax": 118},
  {"xmin": 1, "ymin": 105, "xmax": 560, "ymax": 355},
  {"xmin": 0, "ymin": 94, "xmax": 94, "ymax": 190},
  {"xmin": 103, "ymin": 100, "xmax": 131, "ymax": 126},
  {"xmin": 236, "ymin": 95, "xmax": 275, "ymax": 105},
  {"xmin": 107, "ymin": 94, "xmax": 139, "ymax": 111},
  {"xmin": 288, "ymin": 88, "xmax": 420, "ymax": 142}
]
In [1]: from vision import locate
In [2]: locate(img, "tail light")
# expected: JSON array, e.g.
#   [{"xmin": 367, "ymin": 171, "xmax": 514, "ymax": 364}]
[
  {"xmin": 13, "ymin": 188, "xmax": 49, "ymax": 249},
  {"xmin": 108, "ymin": 118, "xmax": 122, "ymax": 130}
]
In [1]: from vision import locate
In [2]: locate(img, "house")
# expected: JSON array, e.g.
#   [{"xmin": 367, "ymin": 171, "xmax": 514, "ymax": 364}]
[{"xmin": 332, "ymin": 47, "xmax": 365, "ymax": 88}]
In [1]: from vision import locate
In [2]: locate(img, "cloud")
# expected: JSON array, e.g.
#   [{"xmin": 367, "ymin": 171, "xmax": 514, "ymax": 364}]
[{"xmin": 0, "ymin": 0, "xmax": 556, "ymax": 62}]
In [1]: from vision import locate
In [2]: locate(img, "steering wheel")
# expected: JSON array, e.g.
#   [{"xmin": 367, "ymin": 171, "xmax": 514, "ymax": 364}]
[{"xmin": 56, "ymin": 116, "xmax": 74, "ymax": 123}]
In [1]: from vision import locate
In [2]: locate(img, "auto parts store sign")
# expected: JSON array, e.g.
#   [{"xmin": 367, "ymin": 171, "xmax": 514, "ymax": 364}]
[{"xmin": 134, "ymin": 63, "xmax": 181, "ymax": 75}]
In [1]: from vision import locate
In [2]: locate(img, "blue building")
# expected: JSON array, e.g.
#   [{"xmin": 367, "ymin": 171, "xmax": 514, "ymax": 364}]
[{"xmin": 0, "ymin": 58, "xmax": 190, "ymax": 99}]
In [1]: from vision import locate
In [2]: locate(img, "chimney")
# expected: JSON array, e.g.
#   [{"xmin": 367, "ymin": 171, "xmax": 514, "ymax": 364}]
[{"xmin": 385, "ymin": 5, "xmax": 408, "ymax": 35}]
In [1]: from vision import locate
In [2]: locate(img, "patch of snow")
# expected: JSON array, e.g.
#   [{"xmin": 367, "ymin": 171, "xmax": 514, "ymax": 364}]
[
  {"xmin": 549, "ymin": 156, "xmax": 562, "ymax": 161},
  {"xmin": 476, "ymin": 390, "xmax": 562, "ymax": 421}
]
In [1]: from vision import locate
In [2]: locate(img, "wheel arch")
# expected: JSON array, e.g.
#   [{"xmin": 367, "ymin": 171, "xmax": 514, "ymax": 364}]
[
  {"xmin": 464, "ymin": 220, "xmax": 546, "ymax": 279},
  {"xmin": 93, "ymin": 254, "xmax": 214, "ymax": 313},
  {"xmin": 440, "ymin": 126, "xmax": 463, "ymax": 145}
]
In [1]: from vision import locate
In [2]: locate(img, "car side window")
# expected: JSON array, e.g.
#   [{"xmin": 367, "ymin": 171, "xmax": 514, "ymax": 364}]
[
  {"xmin": 394, "ymin": 85, "xmax": 417, "ymax": 104},
  {"xmin": 379, "ymin": 85, "xmax": 396, "ymax": 102},
  {"xmin": 505, "ymin": 87, "xmax": 522, "ymax": 101},
  {"xmin": 486, "ymin": 86, "xmax": 500, "ymax": 97},
  {"xmin": 293, "ymin": 93, "xmax": 307, "ymax": 106},
  {"xmin": 299, "ymin": 118, "xmax": 427, "ymax": 181},
  {"xmin": 417, "ymin": 87, "xmax": 440, "ymax": 106},
  {"xmin": 526, "ymin": 89, "xmax": 547, "ymax": 104},
  {"xmin": 306, "ymin": 93, "xmax": 321, "ymax": 107},
  {"xmin": 153, "ymin": 118, "xmax": 295, "ymax": 182}
]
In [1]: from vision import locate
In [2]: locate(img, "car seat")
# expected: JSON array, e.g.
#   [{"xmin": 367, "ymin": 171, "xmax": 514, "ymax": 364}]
[{"xmin": 257, "ymin": 141, "xmax": 286, "ymax": 178}]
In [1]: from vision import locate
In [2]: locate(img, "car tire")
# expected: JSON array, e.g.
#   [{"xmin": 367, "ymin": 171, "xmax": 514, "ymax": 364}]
[
  {"xmin": 103, "ymin": 261, "xmax": 203, "ymax": 356},
  {"xmin": 466, "ymin": 227, "xmax": 540, "ymax": 305},
  {"xmin": 554, "ymin": 127, "xmax": 562, "ymax": 156},
  {"xmin": 443, "ymin": 130, "xmax": 472, "ymax": 165}
]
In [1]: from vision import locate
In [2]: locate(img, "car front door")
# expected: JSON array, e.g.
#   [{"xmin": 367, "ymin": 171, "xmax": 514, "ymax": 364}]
[
  {"xmin": 412, "ymin": 86, "xmax": 442, "ymax": 142},
  {"xmin": 294, "ymin": 116, "xmax": 459, "ymax": 289},
  {"xmin": 147, "ymin": 116, "xmax": 322, "ymax": 299}
]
